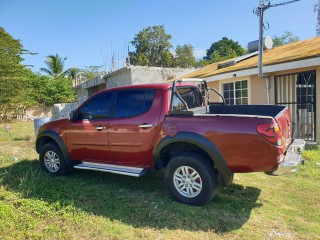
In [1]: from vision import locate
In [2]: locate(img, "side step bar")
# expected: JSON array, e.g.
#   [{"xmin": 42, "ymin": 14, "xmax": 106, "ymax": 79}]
[{"xmin": 73, "ymin": 162, "xmax": 149, "ymax": 177}]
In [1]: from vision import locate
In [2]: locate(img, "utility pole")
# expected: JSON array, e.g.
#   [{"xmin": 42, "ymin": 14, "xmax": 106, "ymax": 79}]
[
  {"xmin": 254, "ymin": 0, "xmax": 300, "ymax": 78},
  {"xmin": 258, "ymin": 0, "xmax": 266, "ymax": 78},
  {"xmin": 315, "ymin": 0, "xmax": 320, "ymax": 36}
]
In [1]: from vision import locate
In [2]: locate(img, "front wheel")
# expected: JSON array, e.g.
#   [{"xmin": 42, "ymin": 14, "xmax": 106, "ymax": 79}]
[
  {"xmin": 39, "ymin": 143, "xmax": 70, "ymax": 176},
  {"xmin": 164, "ymin": 153, "xmax": 218, "ymax": 206}
]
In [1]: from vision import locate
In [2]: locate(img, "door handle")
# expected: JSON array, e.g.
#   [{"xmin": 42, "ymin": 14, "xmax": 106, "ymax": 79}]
[
  {"xmin": 139, "ymin": 124, "xmax": 153, "ymax": 128},
  {"xmin": 95, "ymin": 126, "xmax": 106, "ymax": 131}
]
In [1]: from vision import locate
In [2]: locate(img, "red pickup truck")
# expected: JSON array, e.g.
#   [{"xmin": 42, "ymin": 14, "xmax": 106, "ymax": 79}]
[{"xmin": 36, "ymin": 79, "xmax": 305, "ymax": 206}]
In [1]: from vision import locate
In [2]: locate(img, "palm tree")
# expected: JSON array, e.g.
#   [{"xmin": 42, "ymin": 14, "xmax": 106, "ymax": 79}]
[
  {"xmin": 68, "ymin": 67, "xmax": 79, "ymax": 80},
  {"xmin": 40, "ymin": 54, "xmax": 70, "ymax": 79}
]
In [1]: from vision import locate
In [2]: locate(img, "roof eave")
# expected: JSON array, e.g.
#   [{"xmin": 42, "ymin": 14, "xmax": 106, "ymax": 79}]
[{"xmin": 205, "ymin": 56, "xmax": 320, "ymax": 82}]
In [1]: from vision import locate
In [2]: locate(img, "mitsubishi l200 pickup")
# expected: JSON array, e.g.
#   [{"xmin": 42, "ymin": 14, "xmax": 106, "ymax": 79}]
[{"xmin": 36, "ymin": 79, "xmax": 305, "ymax": 206}]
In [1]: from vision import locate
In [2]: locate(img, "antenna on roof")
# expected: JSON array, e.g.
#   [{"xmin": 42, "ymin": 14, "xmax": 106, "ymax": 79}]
[
  {"xmin": 99, "ymin": 48, "xmax": 107, "ymax": 72},
  {"xmin": 126, "ymin": 45, "xmax": 131, "ymax": 66},
  {"xmin": 112, "ymin": 53, "xmax": 116, "ymax": 72},
  {"xmin": 254, "ymin": 0, "xmax": 300, "ymax": 78}
]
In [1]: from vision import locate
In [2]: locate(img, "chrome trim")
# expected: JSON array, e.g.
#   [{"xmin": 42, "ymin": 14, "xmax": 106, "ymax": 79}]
[
  {"xmin": 266, "ymin": 138, "xmax": 305, "ymax": 176},
  {"xmin": 73, "ymin": 166, "xmax": 141, "ymax": 177},
  {"xmin": 80, "ymin": 162, "xmax": 144, "ymax": 171},
  {"xmin": 95, "ymin": 126, "xmax": 106, "ymax": 130},
  {"xmin": 173, "ymin": 166, "xmax": 202, "ymax": 198},
  {"xmin": 194, "ymin": 114, "xmax": 273, "ymax": 119},
  {"xmin": 139, "ymin": 124, "xmax": 153, "ymax": 128},
  {"xmin": 73, "ymin": 162, "xmax": 145, "ymax": 177},
  {"xmin": 110, "ymin": 143, "xmax": 143, "ymax": 147},
  {"xmin": 44, "ymin": 150, "xmax": 60, "ymax": 173}
]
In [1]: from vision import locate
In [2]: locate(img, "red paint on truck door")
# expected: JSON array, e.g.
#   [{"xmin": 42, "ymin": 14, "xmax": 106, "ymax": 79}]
[
  {"xmin": 107, "ymin": 89, "xmax": 162, "ymax": 166},
  {"xmin": 66, "ymin": 92, "xmax": 113, "ymax": 162}
]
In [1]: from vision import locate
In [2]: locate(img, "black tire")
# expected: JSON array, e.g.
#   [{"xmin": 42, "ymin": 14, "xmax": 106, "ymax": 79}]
[
  {"xmin": 39, "ymin": 143, "xmax": 70, "ymax": 176},
  {"xmin": 164, "ymin": 152, "xmax": 218, "ymax": 206}
]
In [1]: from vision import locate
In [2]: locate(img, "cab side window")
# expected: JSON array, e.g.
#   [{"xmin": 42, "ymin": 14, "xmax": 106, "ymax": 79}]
[
  {"xmin": 114, "ymin": 90, "xmax": 156, "ymax": 118},
  {"xmin": 77, "ymin": 92, "xmax": 112, "ymax": 120}
]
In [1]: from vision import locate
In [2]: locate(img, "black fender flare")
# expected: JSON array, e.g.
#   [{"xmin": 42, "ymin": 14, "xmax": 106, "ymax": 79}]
[
  {"xmin": 153, "ymin": 132, "xmax": 233, "ymax": 186},
  {"xmin": 36, "ymin": 130, "xmax": 71, "ymax": 165}
]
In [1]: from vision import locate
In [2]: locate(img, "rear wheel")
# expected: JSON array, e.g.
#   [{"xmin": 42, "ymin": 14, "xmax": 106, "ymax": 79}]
[
  {"xmin": 39, "ymin": 143, "xmax": 70, "ymax": 176},
  {"xmin": 164, "ymin": 152, "xmax": 218, "ymax": 206}
]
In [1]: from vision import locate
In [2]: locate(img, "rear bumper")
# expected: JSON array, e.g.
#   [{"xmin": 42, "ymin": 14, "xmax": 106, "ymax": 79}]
[{"xmin": 267, "ymin": 139, "xmax": 305, "ymax": 176}]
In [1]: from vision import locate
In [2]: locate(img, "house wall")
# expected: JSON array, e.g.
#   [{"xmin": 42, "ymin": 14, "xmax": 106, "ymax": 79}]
[
  {"xmin": 207, "ymin": 76, "xmax": 252, "ymax": 104},
  {"xmin": 88, "ymin": 84, "xmax": 106, "ymax": 97},
  {"xmin": 76, "ymin": 88, "xmax": 88, "ymax": 105},
  {"xmin": 80, "ymin": 76, "xmax": 105, "ymax": 89},
  {"xmin": 206, "ymin": 81, "xmax": 220, "ymax": 102},
  {"xmin": 131, "ymin": 67, "xmax": 194, "ymax": 85},
  {"xmin": 206, "ymin": 65, "xmax": 320, "ymax": 143},
  {"xmin": 316, "ymin": 66, "xmax": 320, "ymax": 143},
  {"xmin": 207, "ymin": 75, "xmax": 273, "ymax": 105},
  {"xmin": 106, "ymin": 70, "xmax": 131, "ymax": 89},
  {"xmin": 250, "ymin": 75, "xmax": 269, "ymax": 104},
  {"xmin": 51, "ymin": 103, "xmax": 78, "ymax": 120}
]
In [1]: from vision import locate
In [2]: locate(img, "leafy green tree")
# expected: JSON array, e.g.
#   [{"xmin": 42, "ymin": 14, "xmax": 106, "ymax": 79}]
[
  {"xmin": 195, "ymin": 59, "xmax": 211, "ymax": 68},
  {"xmin": 40, "ymin": 54, "xmax": 70, "ymax": 79},
  {"xmin": 204, "ymin": 37, "xmax": 246, "ymax": 63},
  {"xmin": 68, "ymin": 66, "xmax": 105, "ymax": 87},
  {"xmin": 174, "ymin": 44, "xmax": 196, "ymax": 68},
  {"xmin": 273, "ymin": 31, "xmax": 300, "ymax": 47},
  {"xmin": 0, "ymin": 27, "xmax": 30, "ymax": 116},
  {"xmin": 0, "ymin": 28, "xmax": 76, "ymax": 118},
  {"xmin": 131, "ymin": 53, "xmax": 149, "ymax": 66},
  {"xmin": 80, "ymin": 65, "xmax": 104, "ymax": 80},
  {"xmin": 26, "ymin": 75, "xmax": 76, "ymax": 106},
  {"xmin": 130, "ymin": 25, "xmax": 173, "ymax": 67},
  {"xmin": 68, "ymin": 67, "xmax": 79, "ymax": 80}
]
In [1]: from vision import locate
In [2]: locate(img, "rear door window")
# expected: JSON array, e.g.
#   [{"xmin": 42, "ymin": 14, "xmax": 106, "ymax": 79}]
[{"xmin": 114, "ymin": 90, "xmax": 156, "ymax": 118}]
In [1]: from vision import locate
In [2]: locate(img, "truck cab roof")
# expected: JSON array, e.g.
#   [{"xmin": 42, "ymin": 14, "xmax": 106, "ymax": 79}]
[{"xmin": 99, "ymin": 82, "xmax": 199, "ymax": 93}]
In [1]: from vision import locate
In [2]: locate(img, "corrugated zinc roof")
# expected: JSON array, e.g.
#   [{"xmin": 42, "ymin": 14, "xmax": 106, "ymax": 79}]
[{"xmin": 183, "ymin": 36, "xmax": 320, "ymax": 78}]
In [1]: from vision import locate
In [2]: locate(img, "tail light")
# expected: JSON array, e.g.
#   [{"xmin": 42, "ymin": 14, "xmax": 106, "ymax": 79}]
[{"xmin": 257, "ymin": 122, "xmax": 282, "ymax": 146}]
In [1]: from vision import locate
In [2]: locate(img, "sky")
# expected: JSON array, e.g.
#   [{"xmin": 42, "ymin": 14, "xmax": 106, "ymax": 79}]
[{"xmin": 0, "ymin": 0, "xmax": 317, "ymax": 72}]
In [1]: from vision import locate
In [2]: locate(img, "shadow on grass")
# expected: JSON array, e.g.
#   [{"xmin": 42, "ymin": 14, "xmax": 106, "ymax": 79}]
[{"xmin": 0, "ymin": 160, "xmax": 262, "ymax": 233}]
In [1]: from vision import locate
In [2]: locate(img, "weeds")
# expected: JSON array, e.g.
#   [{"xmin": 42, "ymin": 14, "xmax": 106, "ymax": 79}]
[{"xmin": 13, "ymin": 135, "xmax": 32, "ymax": 141}]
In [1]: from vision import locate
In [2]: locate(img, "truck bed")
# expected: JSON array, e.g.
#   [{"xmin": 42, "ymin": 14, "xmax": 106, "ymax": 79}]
[
  {"xmin": 184, "ymin": 105, "xmax": 286, "ymax": 119},
  {"xmin": 208, "ymin": 104, "xmax": 286, "ymax": 118},
  {"xmin": 207, "ymin": 104, "xmax": 291, "ymax": 150},
  {"xmin": 166, "ymin": 103, "xmax": 292, "ymax": 173}
]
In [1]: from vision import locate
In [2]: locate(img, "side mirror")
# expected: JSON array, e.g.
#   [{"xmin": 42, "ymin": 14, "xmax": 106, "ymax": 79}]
[{"xmin": 68, "ymin": 110, "xmax": 74, "ymax": 121}]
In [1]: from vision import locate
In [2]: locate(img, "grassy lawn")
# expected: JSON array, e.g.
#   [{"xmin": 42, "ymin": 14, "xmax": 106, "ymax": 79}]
[{"xmin": 0, "ymin": 121, "xmax": 319, "ymax": 239}]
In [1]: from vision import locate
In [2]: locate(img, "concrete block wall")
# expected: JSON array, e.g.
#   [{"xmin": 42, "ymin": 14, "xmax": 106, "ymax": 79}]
[{"xmin": 51, "ymin": 103, "xmax": 78, "ymax": 120}]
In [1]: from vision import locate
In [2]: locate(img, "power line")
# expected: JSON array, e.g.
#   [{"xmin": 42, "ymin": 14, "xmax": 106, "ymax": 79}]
[
  {"xmin": 254, "ymin": 0, "xmax": 300, "ymax": 15},
  {"xmin": 269, "ymin": 0, "xmax": 300, "ymax": 8}
]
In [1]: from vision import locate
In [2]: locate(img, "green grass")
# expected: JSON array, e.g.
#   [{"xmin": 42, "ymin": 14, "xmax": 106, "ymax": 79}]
[{"xmin": 0, "ymin": 121, "xmax": 319, "ymax": 239}]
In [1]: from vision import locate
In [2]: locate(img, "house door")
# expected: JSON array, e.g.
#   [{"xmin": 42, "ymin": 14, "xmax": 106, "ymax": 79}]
[{"xmin": 275, "ymin": 71, "xmax": 316, "ymax": 142}]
